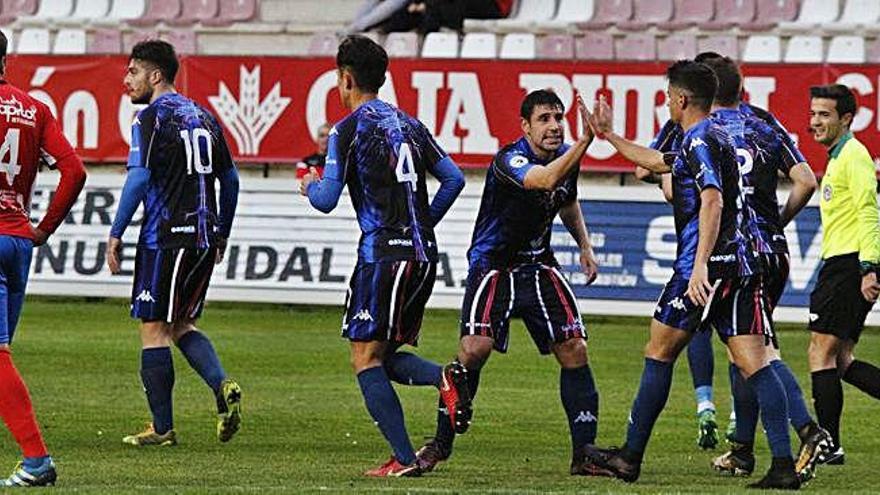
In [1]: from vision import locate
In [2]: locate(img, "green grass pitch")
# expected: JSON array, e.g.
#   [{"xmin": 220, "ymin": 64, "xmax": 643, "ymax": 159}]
[{"xmin": 1, "ymin": 297, "xmax": 878, "ymax": 493}]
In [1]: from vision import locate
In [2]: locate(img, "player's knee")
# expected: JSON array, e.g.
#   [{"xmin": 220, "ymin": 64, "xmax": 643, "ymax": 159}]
[
  {"xmin": 552, "ymin": 338, "xmax": 588, "ymax": 368},
  {"xmin": 808, "ymin": 333, "xmax": 840, "ymax": 370},
  {"xmin": 836, "ymin": 351, "xmax": 855, "ymax": 375},
  {"xmin": 140, "ymin": 321, "xmax": 171, "ymax": 347},
  {"xmin": 458, "ymin": 336, "xmax": 492, "ymax": 369},
  {"xmin": 170, "ymin": 320, "xmax": 197, "ymax": 343}
]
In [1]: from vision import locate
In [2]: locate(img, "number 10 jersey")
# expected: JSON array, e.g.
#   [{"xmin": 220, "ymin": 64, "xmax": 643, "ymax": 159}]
[{"xmin": 128, "ymin": 93, "xmax": 235, "ymax": 250}]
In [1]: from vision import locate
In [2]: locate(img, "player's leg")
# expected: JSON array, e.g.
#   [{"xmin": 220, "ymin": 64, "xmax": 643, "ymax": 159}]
[
  {"xmin": 808, "ymin": 332, "xmax": 845, "ymax": 464},
  {"xmin": 713, "ymin": 358, "xmax": 759, "ymax": 477},
  {"xmin": 838, "ymin": 338, "xmax": 880, "ymax": 400},
  {"xmin": 0, "ymin": 237, "xmax": 55, "ymax": 487},
  {"xmin": 687, "ymin": 327, "xmax": 718, "ymax": 450}
]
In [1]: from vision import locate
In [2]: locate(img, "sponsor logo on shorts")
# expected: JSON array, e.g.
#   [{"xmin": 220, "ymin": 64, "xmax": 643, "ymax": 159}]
[
  {"xmin": 574, "ymin": 410, "xmax": 597, "ymax": 423},
  {"xmin": 668, "ymin": 297, "xmax": 687, "ymax": 311},
  {"xmin": 171, "ymin": 225, "xmax": 196, "ymax": 234},
  {"xmin": 388, "ymin": 238, "xmax": 414, "ymax": 247},
  {"xmin": 560, "ymin": 322, "xmax": 584, "ymax": 334},
  {"xmin": 135, "ymin": 290, "xmax": 156, "ymax": 303},
  {"xmin": 352, "ymin": 309, "xmax": 374, "ymax": 322}
]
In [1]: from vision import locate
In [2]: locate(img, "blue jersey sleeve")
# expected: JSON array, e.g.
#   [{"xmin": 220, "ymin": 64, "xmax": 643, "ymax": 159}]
[
  {"xmin": 747, "ymin": 104, "xmax": 806, "ymax": 171},
  {"xmin": 127, "ymin": 109, "xmax": 156, "ymax": 170},
  {"xmin": 493, "ymin": 149, "xmax": 535, "ymax": 188},
  {"xmin": 306, "ymin": 121, "xmax": 350, "ymax": 213},
  {"xmin": 110, "ymin": 167, "xmax": 150, "ymax": 238},
  {"xmin": 685, "ymin": 131, "xmax": 722, "ymax": 192}
]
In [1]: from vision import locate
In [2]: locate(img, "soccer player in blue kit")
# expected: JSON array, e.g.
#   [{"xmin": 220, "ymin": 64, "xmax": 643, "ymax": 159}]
[
  {"xmin": 581, "ymin": 60, "xmax": 800, "ymax": 490},
  {"xmin": 300, "ymin": 35, "xmax": 469, "ymax": 477},
  {"xmin": 415, "ymin": 89, "xmax": 602, "ymax": 476},
  {"xmin": 107, "ymin": 40, "xmax": 242, "ymax": 447}
]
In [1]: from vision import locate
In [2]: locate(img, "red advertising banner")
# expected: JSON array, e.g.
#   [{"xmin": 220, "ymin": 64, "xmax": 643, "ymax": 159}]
[{"xmin": 2, "ymin": 55, "xmax": 874, "ymax": 174}]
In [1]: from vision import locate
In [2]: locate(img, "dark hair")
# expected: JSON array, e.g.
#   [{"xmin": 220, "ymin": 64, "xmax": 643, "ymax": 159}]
[
  {"xmin": 666, "ymin": 60, "xmax": 717, "ymax": 112},
  {"xmin": 0, "ymin": 31, "xmax": 7, "ymax": 58},
  {"xmin": 336, "ymin": 35, "xmax": 388, "ymax": 94},
  {"xmin": 701, "ymin": 56, "xmax": 741, "ymax": 106},
  {"xmin": 130, "ymin": 40, "xmax": 179, "ymax": 84},
  {"xmin": 810, "ymin": 84, "xmax": 857, "ymax": 121},
  {"xmin": 694, "ymin": 51, "xmax": 723, "ymax": 63},
  {"xmin": 520, "ymin": 89, "xmax": 564, "ymax": 121}
]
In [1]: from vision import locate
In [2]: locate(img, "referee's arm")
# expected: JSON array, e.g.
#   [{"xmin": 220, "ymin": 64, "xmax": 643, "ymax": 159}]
[{"xmin": 850, "ymin": 154, "xmax": 880, "ymax": 264}]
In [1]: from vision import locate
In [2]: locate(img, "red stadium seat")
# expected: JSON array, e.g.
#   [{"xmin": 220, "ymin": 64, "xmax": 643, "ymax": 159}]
[
  {"xmin": 168, "ymin": 0, "xmax": 219, "ymax": 25},
  {"xmin": 88, "ymin": 28, "xmax": 122, "ymax": 54},
  {"xmin": 615, "ymin": 33, "xmax": 656, "ymax": 61},
  {"xmin": 741, "ymin": 0, "xmax": 799, "ymax": 31},
  {"xmin": 575, "ymin": 32, "xmax": 614, "ymax": 60},
  {"xmin": 701, "ymin": 0, "xmax": 756, "ymax": 30},
  {"xmin": 0, "ymin": 0, "xmax": 36, "ymax": 24},
  {"xmin": 128, "ymin": 0, "xmax": 182, "ymax": 26},
  {"xmin": 202, "ymin": 0, "xmax": 258, "ymax": 27},
  {"xmin": 657, "ymin": 0, "xmax": 714, "ymax": 30},
  {"xmin": 123, "ymin": 30, "xmax": 160, "ymax": 53},
  {"xmin": 578, "ymin": 0, "xmax": 633, "ymax": 30},
  {"xmin": 618, "ymin": 0, "xmax": 673, "ymax": 31},
  {"xmin": 865, "ymin": 37, "xmax": 880, "ymax": 63},
  {"xmin": 538, "ymin": 34, "xmax": 575, "ymax": 60},
  {"xmin": 657, "ymin": 33, "xmax": 696, "ymax": 61},
  {"xmin": 698, "ymin": 34, "xmax": 739, "ymax": 59},
  {"xmin": 164, "ymin": 30, "xmax": 197, "ymax": 54},
  {"xmin": 384, "ymin": 32, "xmax": 419, "ymax": 58}
]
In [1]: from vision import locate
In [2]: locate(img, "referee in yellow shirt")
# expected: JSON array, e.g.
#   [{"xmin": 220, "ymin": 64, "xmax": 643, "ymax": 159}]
[{"xmin": 808, "ymin": 84, "xmax": 880, "ymax": 466}]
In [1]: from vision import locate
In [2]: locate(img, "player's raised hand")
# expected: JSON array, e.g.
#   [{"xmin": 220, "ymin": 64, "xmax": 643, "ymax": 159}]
[
  {"xmin": 575, "ymin": 92, "xmax": 593, "ymax": 143},
  {"xmin": 106, "ymin": 236, "xmax": 123, "ymax": 274},
  {"xmin": 686, "ymin": 263, "xmax": 714, "ymax": 306},
  {"xmin": 580, "ymin": 247, "xmax": 599, "ymax": 286},
  {"xmin": 31, "ymin": 227, "xmax": 49, "ymax": 247},
  {"xmin": 590, "ymin": 95, "xmax": 613, "ymax": 137},
  {"xmin": 299, "ymin": 167, "xmax": 320, "ymax": 196}
]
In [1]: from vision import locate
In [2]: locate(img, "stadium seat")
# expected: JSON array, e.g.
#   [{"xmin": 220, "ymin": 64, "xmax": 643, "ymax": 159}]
[
  {"xmin": 201, "ymin": 0, "xmax": 258, "ymax": 27},
  {"xmin": 741, "ymin": 0, "xmax": 798, "ymax": 30},
  {"xmin": 128, "ymin": 0, "xmax": 181, "ymax": 26},
  {"xmin": 88, "ymin": 28, "xmax": 122, "ymax": 53},
  {"xmin": 537, "ymin": 34, "xmax": 575, "ymax": 59},
  {"xmin": 826, "ymin": 0, "xmax": 880, "ymax": 32},
  {"xmin": 16, "ymin": 28, "xmax": 50, "ymax": 53},
  {"xmin": 168, "ymin": 0, "xmax": 220, "ymax": 25},
  {"xmin": 164, "ymin": 29, "xmax": 197, "ymax": 54},
  {"xmin": 421, "ymin": 32, "xmax": 458, "ymax": 58},
  {"xmin": 618, "ymin": 0, "xmax": 673, "ymax": 31},
  {"xmin": 701, "ymin": 0, "xmax": 756, "ymax": 30},
  {"xmin": 575, "ymin": 32, "xmax": 613, "ymax": 60},
  {"xmin": 784, "ymin": 35, "xmax": 823, "ymax": 63},
  {"xmin": 826, "ymin": 35, "xmax": 865, "ymax": 63},
  {"xmin": 779, "ymin": 0, "xmax": 840, "ymax": 31},
  {"xmin": 615, "ymin": 33, "xmax": 656, "ymax": 61},
  {"xmin": 460, "ymin": 32, "xmax": 497, "ymax": 59},
  {"xmin": 69, "ymin": 0, "xmax": 110, "ymax": 20},
  {"xmin": 52, "ymin": 28, "xmax": 86, "ymax": 54},
  {"xmin": 578, "ymin": 0, "xmax": 632, "ymax": 30},
  {"xmin": 657, "ymin": 0, "xmax": 714, "ymax": 30},
  {"xmin": 499, "ymin": 33, "xmax": 536, "ymax": 59},
  {"xmin": 866, "ymin": 37, "xmax": 880, "ymax": 62},
  {"xmin": 0, "ymin": 0, "xmax": 37, "ymax": 24},
  {"xmin": 543, "ymin": 0, "xmax": 594, "ymax": 27},
  {"xmin": 306, "ymin": 31, "xmax": 338, "ymax": 57},
  {"xmin": 698, "ymin": 35, "xmax": 738, "ymax": 59},
  {"xmin": 92, "ymin": 0, "xmax": 146, "ymax": 24},
  {"xmin": 384, "ymin": 32, "xmax": 418, "ymax": 58},
  {"xmin": 657, "ymin": 33, "xmax": 696, "ymax": 61},
  {"xmin": 742, "ymin": 35, "xmax": 781, "ymax": 62},
  {"xmin": 24, "ymin": 0, "xmax": 73, "ymax": 20},
  {"xmin": 123, "ymin": 30, "xmax": 159, "ymax": 53},
  {"xmin": 494, "ymin": 0, "xmax": 557, "ymax": 30}
]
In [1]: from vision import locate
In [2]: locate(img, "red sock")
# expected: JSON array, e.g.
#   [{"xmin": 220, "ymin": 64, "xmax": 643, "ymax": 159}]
[{"xmin": 0, "ymin": 349, "xmax": 47, "ymax": 458}]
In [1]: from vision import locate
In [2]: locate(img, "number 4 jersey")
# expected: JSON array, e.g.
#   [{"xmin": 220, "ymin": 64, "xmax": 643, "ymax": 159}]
[{"xmin": 129, "ymin": 93, "xmax": 235, "ymax": 250}]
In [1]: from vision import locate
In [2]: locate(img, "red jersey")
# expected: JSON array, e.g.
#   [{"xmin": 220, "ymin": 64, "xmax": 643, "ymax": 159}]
[{"xmin": 0, "ymin": 80, "xmax": 84, "ymax": 240}]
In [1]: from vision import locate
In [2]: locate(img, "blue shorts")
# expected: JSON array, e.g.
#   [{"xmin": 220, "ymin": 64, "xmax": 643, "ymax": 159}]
[
  {"xmin": 459, "ymin": 262, "xmax": 586, "ymax": 355},
  {"xmin": 0, "ymin": 235, "xmax": 32, "ymax": 345},
  {"xmin": 761, "ymin": 253, "xmax": 789, "ymax": 311},
  {"xmin": 131, "ymin": 247, "xmax": 217, "ymax": 323},
  {"xmin": 342, "ymin": 260, "xmax": 436, "ymax": 346},
  {"xmin": 654, "ymin": 273, "xmax": 774, "ymax": 342}
]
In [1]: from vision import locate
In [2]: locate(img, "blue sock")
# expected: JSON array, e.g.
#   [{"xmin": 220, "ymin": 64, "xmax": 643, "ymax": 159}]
[
  {"xmin": 729, "ymin": 363, "xmax": 758, "ymax": 444},
  {"xmin": 625, "ymin": 358, "xmax": 673, "ymax": 457},
  {"xmin": 22, "ymin": 455, "xmax": 50, "ymax": 471},
  {"xmin": 771, "ymin": 359, "xmax": 813, "ymax": 431},
  {"xmin": 384, "ymin": 352, "xmax": 442, "ymax": 387},
  {"xmin": 688, "ymin": 329, "xmax": 714, "ymax": 412},
  {"xmin": 140, "ymin": 347, "xmax": 174, "ymax": 435},
  {"xmin": 560, "ymin": 365, "xmax": 599, "ymax": 450},
  {"xmin": 176, "ymin": 330, "xmax": 227, "ymax": 392},
  {"xmin": 749, "ymin": 365, "xmax": 792, "ymax": 458},
  {"xmin": 357, "ymin": 366, "xmax": 416, "ymax": 465}
]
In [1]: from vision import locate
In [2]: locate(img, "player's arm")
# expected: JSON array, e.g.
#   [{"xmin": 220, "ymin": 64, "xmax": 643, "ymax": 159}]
[
  {"xmin": 779, "ymin": 162, "xmax": 817, "ymax": 227},
  {"xmin": 848, "ymin": 151, "xmax": 880, "ymax": 301},
  {"xmin": 302, "ymin": 125, "xmax": 346, "ymax": 213},
  {"xmin": 427, "ymin": 156, "xmax": 465, "ymax": 226},
  {"xmin": 685, "ymin": 136, "xmax": 724, "ymax": 307},
  {"xmin": 215, "ymin": 133, "xmax": 240, "ymax": 263},
  {"xmin": 522, "ymin": 94, "xmax": 594, "ymax": 191},
  {"xmin": 559, "ymin": 198, "xmax": 598, "ymax": 285},
  {"xmin": 35, "ymin": 107, "xmax": 87, "ymax": 246},
  {"xmin": 588, "ymin": 96, "xmax": 670, "ymax": 173}
]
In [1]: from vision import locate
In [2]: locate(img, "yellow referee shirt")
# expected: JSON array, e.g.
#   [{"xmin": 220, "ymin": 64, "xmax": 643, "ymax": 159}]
[{"xmin": 819, "ymin": 132, "xmax": 880, "ymax": 263}]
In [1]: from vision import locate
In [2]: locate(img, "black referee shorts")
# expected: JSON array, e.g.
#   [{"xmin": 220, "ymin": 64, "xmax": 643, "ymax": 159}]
[{"xmin": 808, "ymin": 253, "xmax": 875, "ymax": 343}]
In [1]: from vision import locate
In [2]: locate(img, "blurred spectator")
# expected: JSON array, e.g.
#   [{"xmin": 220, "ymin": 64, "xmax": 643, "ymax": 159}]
[
  {"xmin": 296, "ymin": 123, "xmax": 330, "ymax": 179},
  {"xmin": 343, "ymin": 0, "xmax": 412, "ymax": 35},
  {"xmin": 345, "ymin": 0, "xmax": 511, "ymax": 36}
]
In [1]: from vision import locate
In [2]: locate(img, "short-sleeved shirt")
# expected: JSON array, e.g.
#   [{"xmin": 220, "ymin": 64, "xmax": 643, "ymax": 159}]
[
  {"xmin": 671, "ymin": 118, "xmax": 755, "ymax": 279},
  {"xmin": 0, "ymin": 81, "xmax": 77, "ymax": 240},
  {"xmin": 468, "ymin": 137, "xmax": 577, "ymax": 268},
  {"xmin": 328, "ymin": 99, "xmax": 448, "ymax": 263},
  {"xmin": 129, "ymin": 93, "xmax": 236, "ymax": 250}
]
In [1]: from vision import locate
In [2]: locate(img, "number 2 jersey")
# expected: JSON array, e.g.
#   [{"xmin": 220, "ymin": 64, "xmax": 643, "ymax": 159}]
[
  {"xmin": 0, "ymin": 80, "xmax": 85, "ymax": 240},
  {"xmin": 129, "ymin": 93, "xmax": 235, "ymax": 250}
]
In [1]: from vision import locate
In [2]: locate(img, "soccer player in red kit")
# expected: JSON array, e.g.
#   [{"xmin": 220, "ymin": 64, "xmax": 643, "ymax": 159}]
[{"xmin": 0, "ymin": 31, "xmax": 87, "ymax": 487}]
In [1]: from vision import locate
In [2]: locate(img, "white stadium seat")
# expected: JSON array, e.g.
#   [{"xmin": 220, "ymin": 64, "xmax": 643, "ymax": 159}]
[
  {"xmin": 499, "ymin": 33, "xmax": 536, "ymax": 59},
  {"xmin": 779, "ymin": 0, "xmax": 839, "ymax": 30},
  {"xmin": 460, "ymin": 33, "xmax": 496, "ymax": 59},
  {"xmin": 421, "ymin": 32, "xmax": 459, "ymax": 59},
  {"xmin": 53, "ymin": 28, "xmax": 86, "ymax": 54},
  {"xmin": 826, "ymin": 0, "xmax": 880, "ymax": 32},
  {"xmin": 784, "ymin": 35, "xmax": 823, "ymax": 63},
  {"xmin": 827, "ymin": 35, "xmax": 866, "ymax": 63},
  {"xmin": 71, "ymin": 0, "xmax": 110, "ymax": 19},
  {"xmin": 16, "ymin": 28, "xmax": 51, "ymax": 54},
  {"xmin": 742, "ymin": 35, "xmax": 781, "ymax": 62}
]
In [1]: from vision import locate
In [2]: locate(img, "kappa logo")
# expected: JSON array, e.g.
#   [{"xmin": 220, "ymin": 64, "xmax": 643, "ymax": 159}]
[
  {"xmin": 668, "ymin": 297, "xmax": 687, "ymax": 311},
  {"xmin": 574, "ymin": 410, "xmax": 597, "ymax": 423},
  {"xmin": 209, "ymin": 65, "xmax": 291, "ymax": 155},
  {"xmin": 353, "ymin": 309, "xmax": 374, "ymax": 322},
  {"xmin": 135, "ymin": 290, "xmax": 156, "ymax": 303},
  {"xmin": 690, "ymin": 137, "xmax": 707, "ymax": 150}
]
